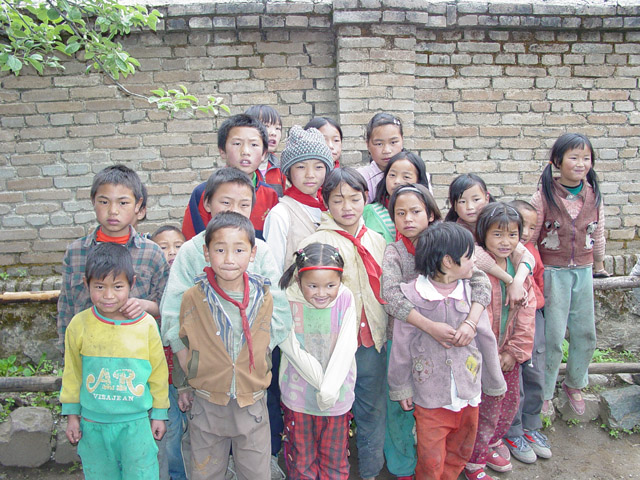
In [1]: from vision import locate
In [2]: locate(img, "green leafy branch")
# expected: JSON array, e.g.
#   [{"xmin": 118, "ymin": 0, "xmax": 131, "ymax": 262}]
[{"xmin": 149, "ymin": 85, "xmax": 231, "ymax": 118}]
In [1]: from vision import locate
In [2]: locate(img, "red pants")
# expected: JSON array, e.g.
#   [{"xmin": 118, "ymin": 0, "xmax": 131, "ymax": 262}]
[
  {"xmin": 413, "ymin": 404, "xmax": 479, "ymax": 480},
  {"xmin": 283, "ymin": 406, "xmax": 350, "ymax": 480}
]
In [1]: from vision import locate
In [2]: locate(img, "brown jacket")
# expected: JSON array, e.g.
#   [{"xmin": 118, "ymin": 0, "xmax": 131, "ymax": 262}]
[{"xmin": 179, "ymin": 274, "xmax": 273, "ymax": 408}]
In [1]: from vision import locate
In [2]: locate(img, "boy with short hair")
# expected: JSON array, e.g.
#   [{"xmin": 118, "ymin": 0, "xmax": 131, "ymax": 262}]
[
  {"xmin": 178, "ymin": 212, "xmax": 273, "ymax": 480},
  {"xmin": 181, "ymin": 114, "xmax": 279, "ymax": 240},
  {"xmin": 60, "ymin": 242, "xmax": 169, "ymax": 479},
  {"xmin": 503, "ymin": 200, "xmax": 551, "ymax": 463},
  {"xmin": 57, "ymin": 165, "xmax": 169, "ymax": 348}
]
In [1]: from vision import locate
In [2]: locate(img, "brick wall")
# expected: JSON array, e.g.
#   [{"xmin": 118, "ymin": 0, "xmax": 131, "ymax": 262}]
[{"xmin": 1, "ymin": 0, "xmax": 639, "ymax": 282}]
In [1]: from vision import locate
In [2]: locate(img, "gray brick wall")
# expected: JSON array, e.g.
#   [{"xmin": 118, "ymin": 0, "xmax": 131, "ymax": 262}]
[{"xmin": 1, "ymin": 0, "xmax": 639, "ymax": 280}]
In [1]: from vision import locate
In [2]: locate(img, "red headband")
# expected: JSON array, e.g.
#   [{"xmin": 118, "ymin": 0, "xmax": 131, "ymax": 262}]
[{"xmin": 299, "ymin": 266, "xmax": 343, "ymax": 273}]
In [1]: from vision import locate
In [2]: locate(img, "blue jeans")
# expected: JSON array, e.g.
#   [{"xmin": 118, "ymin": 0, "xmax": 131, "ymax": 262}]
[
  {"xmin": 166, "ymin": 384, "xmax": 188, "ymax": 480},
  {"xmin": 267, "ymin": 345, "xmax": 284, "ymax": 456},
  {"xmin": 353, "ymin": 345, "xmax": 387, "ymax": 478}
]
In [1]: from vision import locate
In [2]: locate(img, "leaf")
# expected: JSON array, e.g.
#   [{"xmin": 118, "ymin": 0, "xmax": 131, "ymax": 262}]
[
  {"xmin": 220, "ymin": 104, "xmax": 231, "ymax": 114},
  {"xmin": 68, "ymin": 7, "xmax": 82, "ymax": 22},
  {"xmin": 6, "ymin": 55, "xmax": 23, "ymax": 74},
  {"xmin": 27, "ymin": 57, "xmax": 44, "ymax": 74},
  {"xmin": 46, "ymin": 8, "xmax": 61, "ymax": 21},
  {"xmin": 64, "ymin": 43, "xmax": 81, "ymax": 55},
  {"xmin": 150, "ymin": 88, "xmax": 166, "ymax": 96},
  {"xmin": 179, "ymin": 84, "xmax": 188, "ymax": 94}
]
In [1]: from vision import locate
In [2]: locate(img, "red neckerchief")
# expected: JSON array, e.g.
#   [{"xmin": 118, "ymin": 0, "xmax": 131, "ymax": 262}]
[
  {"xmin": 398, "ymin": 233, "xmax": 416, "ymax": 256},
  {"xmin": 204, "ymin": 267, "xmax": 255, "ymax": 372},
  {"xmin": 95, "ymin": 227, "xmax": 130, "ymax": 245},
  {"xmin": 284, "ymin": 185, "xmax": 327, "ymax": 211},
  {"xmin": 334, "ymin": 225, "xmax": 385, "ymax": 304}
]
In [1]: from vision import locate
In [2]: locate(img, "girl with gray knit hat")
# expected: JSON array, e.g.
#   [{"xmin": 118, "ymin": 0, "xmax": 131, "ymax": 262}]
[{"xmin": 264, "ymin": 125, "xmax": 334, "ymax": 272}]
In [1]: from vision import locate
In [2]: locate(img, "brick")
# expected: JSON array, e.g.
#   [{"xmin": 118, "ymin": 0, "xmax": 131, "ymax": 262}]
[{"xmin": 6, "ymin": 178, "xmax": 52, "ymax": 190}]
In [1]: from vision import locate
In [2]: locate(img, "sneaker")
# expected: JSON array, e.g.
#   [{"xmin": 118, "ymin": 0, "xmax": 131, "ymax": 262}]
[
  {"xmin": 492, "ymin": 439, "xmax": 510, "ymax": 461},
  {"xmin": 562, "ymin": 382, "xmax": 586, "ymax": 415},
  {"xmin": 541, "ymin": 399, "xmax": 554, "ymax": 417},
  {"xmin": 504, "ymin": 435, "xmax": 537, "ymax": 464},
  {"xmin": 465, "ymin": 468, "xmax": 495, "ymax": 480},
  {"xmin": 485, "ymin": 451, "xmax": 513, "ymax": 472},
  {"xmin": 524, "ymin": 430, "xmax": 552, "ymax": 459},
  {"xmin": 271, "ymin": 455, "xmax": 286, "ymax": 480}
]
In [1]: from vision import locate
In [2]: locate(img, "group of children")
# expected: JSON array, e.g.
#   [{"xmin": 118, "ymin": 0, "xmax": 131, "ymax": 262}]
[{"xmin": 58, "ymin": 105, "xmax": 607, "ymax": 480}]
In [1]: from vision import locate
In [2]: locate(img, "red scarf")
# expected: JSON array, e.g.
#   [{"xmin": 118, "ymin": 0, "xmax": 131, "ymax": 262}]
[
  {"xmin": 284, "ymin": 185, "xmax": 327, "ymax": 211},
  {"xmin": 204, "ymin": 267, "xmax": 255, "ymax": 372},
  {"xmin": 334, "ymin": 225, "xmax": 385, "ymax": 305},
  {"xmin": 96, "ymin": 227, "xmax": 130, "ymax": 245},
  {"xmin": 398, "ymin": 233, "xmax": 416, "ymax": 256}
]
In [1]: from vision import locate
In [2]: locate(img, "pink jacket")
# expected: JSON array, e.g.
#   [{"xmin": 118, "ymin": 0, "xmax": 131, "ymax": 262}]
[{"xmin": 485, "ymin": 248, "xmax": 536, "ymax": 364}]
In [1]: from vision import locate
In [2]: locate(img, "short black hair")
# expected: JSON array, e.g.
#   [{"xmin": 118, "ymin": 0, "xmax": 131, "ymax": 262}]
[
  {"xmin": 203, "ymin": 167, "xmax": 256, "ymax": 207},
  {"xmin": 365, "ymin": 112, "xmax": 403, "ymax": 141},
  {"xmin": 509, "ymin": 199, "xmax": 537, "ymax": 216},
  {"xmin": 150, "ymin": 225, "xmax": 184, "ymax": 242},
  {"xmin": 304, "ymin": 117, "xmax": 343, "ymax": 140},
  {"xmin": 444, "ymin": 173, "xmax": 494, "ymax": 222},
  {"xmin": 245, "ymin": 105, "xmax": 282, "ymax": 127},
  {"xmin": 388, "ymin": 183, "xmax": 441, "ymax": 223},
  {"xmin": 415, "ymin": 221, "xmax": 475, "ymax": 278},
  {"xmin": 204, "ymin": 211, "xmax": 255, "ymax": 248},
  {"xmin": 85, "ymin": 243, "xmax": 135, "ymax": 286},
  {"xmin": 90, "ymin": 165, "xmax": 144, "ymax": 204},
  {"xmin": 321, "ymin": 167, "xmax": 368, "ymax": 206},
  {"xmin": 217, "ymin": 114, "xmax": 268, "ymax": 154},
  {"xmin": 475, "ymin": 202, "xmax": 523, "ymax": 249}
]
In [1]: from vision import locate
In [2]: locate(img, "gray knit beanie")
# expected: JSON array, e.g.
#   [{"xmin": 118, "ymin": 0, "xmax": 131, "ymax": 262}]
[{"xmin": 280, "ymin": 125, "xmax": 333, "ymax": 176}]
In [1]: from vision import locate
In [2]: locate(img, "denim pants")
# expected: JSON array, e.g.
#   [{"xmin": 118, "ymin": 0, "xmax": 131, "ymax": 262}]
[
  {"xmin": 507, "ymin": 309, "xmax": 546, "ymax": 436},
  {"xmin": 353, "ymin": 345, "xmax": 387, "ymax": 478},
  {"xmin": 267, "ymin": 345, "xmax": 284, "ymax": 456},
  {"xmin": 165, "ymin": 384, "xmax": 188, "ymax": 479},
  {"xmin": 543, "ymin": 266, "xmax": 596, "ymax": 399}
]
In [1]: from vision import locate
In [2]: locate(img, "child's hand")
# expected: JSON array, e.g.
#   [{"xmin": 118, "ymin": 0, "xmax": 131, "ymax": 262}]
[
  {"xmin": 499, "ymin": 352, "xmax": 516, "ymax": 372},
  {"xmin": 178, "ymin": 391, "xmax": 194, "ymax": 411},
  {"xmin": 453, "ymin": 322, "xmax": 475, "ymax": 347},
  {"xmin": 65, "ymin": 414, "xmax": 82, "ymax": 444},
  {"xmin": 399, "ymin": 398, "xmax": 414, "ymax": 411},
  {"xmin": 426, "ymin": 321, "xmax": 456, "ymax": 349},
  {"xmin": 151, "ymin": 419, "xmax": 166, "ymax": 441},
  {"xmin": 490, "ymin": 392, "xmax": 505, "ymax": 401},
  {"xmin": 505, "ymin": 279, "xmax": 526, "ymax": 308},
  {"xmin": 120, "ymin": 297, "xmax": 145, "ymax": 319}
]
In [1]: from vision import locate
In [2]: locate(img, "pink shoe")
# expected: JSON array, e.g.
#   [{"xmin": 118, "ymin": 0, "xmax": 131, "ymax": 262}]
[
  {"xmin": 485, "ymin": 451, "xmax": 513, "ymax": 473},
  {"xmin": 541, "ymin": 399, "xmax": 554, "ymax": 416},
  {"xmin": 492, "ymin": 439, "xmax": 511, "ymax": 461},
  {"xmin": 465, "ymin": 468, "xmax": 495, "ymax": 480},
  {"xmin": 562, "ymin": 382, "xmax": 586, "ymax": 415}
]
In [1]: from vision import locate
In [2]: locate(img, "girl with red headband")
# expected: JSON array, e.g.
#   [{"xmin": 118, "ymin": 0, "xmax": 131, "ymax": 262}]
[{"xmin": 278, "ymin": 242, "xmax": 358, "ymax": 479}]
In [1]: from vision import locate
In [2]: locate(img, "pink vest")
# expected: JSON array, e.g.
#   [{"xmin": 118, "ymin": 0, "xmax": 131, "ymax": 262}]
[{"xmin": 538, "ymin": 180, "xmax": 599, "ymax": 267}]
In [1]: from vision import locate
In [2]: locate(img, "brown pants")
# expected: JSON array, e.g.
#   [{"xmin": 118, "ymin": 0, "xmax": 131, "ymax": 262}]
[
  {"xmin": 189, "ymin": 395, "xmax": 271, "ymax": 480},
  {"xmin": 414, "ymin": 404, "xmax": 479, "ymax": 480}
]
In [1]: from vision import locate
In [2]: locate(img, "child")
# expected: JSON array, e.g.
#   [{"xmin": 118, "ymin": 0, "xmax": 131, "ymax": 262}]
[
  {"xmin": 444, "ymin": 173, "xmax": 535, "ymax": 308},
  {"xmin": 465, "ymin": 203, "xmax": 536, "ymax": 480},
  {"xmin": 264, "ymin": 125, "xmax": 334, "ymax": 271},
  {"xmin": 278, "ymin": 243, "xmax": 358, "ymax": 479},
  {"xmin": 151, "ymin": 225, "xmax": 188, "ymax": 480},
  {"xmin": 388, "ymin": 222, "xmax": 507, "ymax": 480},
  {"xmin": 181, "ymin": 114, "xmax": 279, "ymax": 241},
  {"xmin": 151, "ymin": 225, "xmax": 185, "ymax": 267},
  {"xmin": 298, "ymin": 167, "xmax": 387, "ymax": 480},
  {"xmin": 160, "ymin": 167, "xmax": 292, "ymax": 478},
  {"xmin": 177, "ymin": 212, "xmax": 273, "ymax": 480},
  {"xmin": 363, "ymin": 151, "xmax": 432, "ymax": 243},
  {"xmin": 381, "ymin": 184, "xmax": 492, "ymax": 479},
  {"xmin": 245, "ymin": 105, "xmax": 286, "ymax": 196},
  {"xmin": 530, "ymin": 133, "xmax": 606, "ymax": 417},
  {"xmin": 358, "ymin": 112, "xmax": 404, "ymax": 203},
  {"xmin": 503, "ymin": 200, "xmax": 551, "ymax": 463},
  {"xmin": 132, "ymin": 183, "xmax": 149, "ymax": 233},
  {"xmin": 60, "ymin": 243, "xmax": 169, "ymax": 479},
  {"xmin": 304, "ymin": 116, "xmax": 343, "ymax": 167},
  {"xmin": 57, "ymin": 165, "xmax": 169, "ymax": 349}
]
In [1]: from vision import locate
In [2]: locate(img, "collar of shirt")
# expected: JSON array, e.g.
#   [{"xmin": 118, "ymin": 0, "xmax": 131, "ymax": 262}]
[{"xmin": 415, "ymin": 275, "xmax": 465, "ymax": 302}]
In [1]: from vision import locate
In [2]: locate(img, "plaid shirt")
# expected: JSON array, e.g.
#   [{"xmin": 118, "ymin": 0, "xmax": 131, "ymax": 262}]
[{"xmin": 57, "ymin": 225, "xmax": 169, "ymax": 348}]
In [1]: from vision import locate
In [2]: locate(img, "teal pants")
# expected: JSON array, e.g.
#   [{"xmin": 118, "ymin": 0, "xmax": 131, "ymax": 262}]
[
  {"xmin": 383, "ymin": 340, "xmax": 417, "ymax": 477},
  {"xmin": 78, "ymin": 416, "xmax": 159, "ymax": 480},
  {"xmin": 542, "ymin": 265, "xmax": 596, "ymax": 400}
]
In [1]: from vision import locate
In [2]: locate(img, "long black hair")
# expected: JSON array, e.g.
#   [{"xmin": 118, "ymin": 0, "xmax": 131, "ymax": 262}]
[
  {"xmin": 279, "ymin": 243, "xmax": 344, "ymax": 290},
  {"xmin": 444, "ymin": 174, "xmax": 494, "ymax": 222},
  {"xmin": 540, "ymin": 133, "xmax": 601, "ymax": 213},
  {"xmin": 374, "ymin": 151, "xmax": 431, "ymax": 205}
]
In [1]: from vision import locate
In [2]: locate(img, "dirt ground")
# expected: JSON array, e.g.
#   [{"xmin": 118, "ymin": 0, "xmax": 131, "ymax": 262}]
[{"xmin": 0, "ymin": 419, "xmax": 638, "ymax": 480}]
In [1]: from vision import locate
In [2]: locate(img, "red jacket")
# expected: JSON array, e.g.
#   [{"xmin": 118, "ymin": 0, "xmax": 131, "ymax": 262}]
[
  {"xmin": 181, "ymin": 170, "xmax": 279, "ymax": 241},
  {"xmin": 486, "ymin": 248, "xmax": 536, "ymax": 364},
  {"xmin": 524, "ymin": 242, "xmax": 544, "ymax": 309}
]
